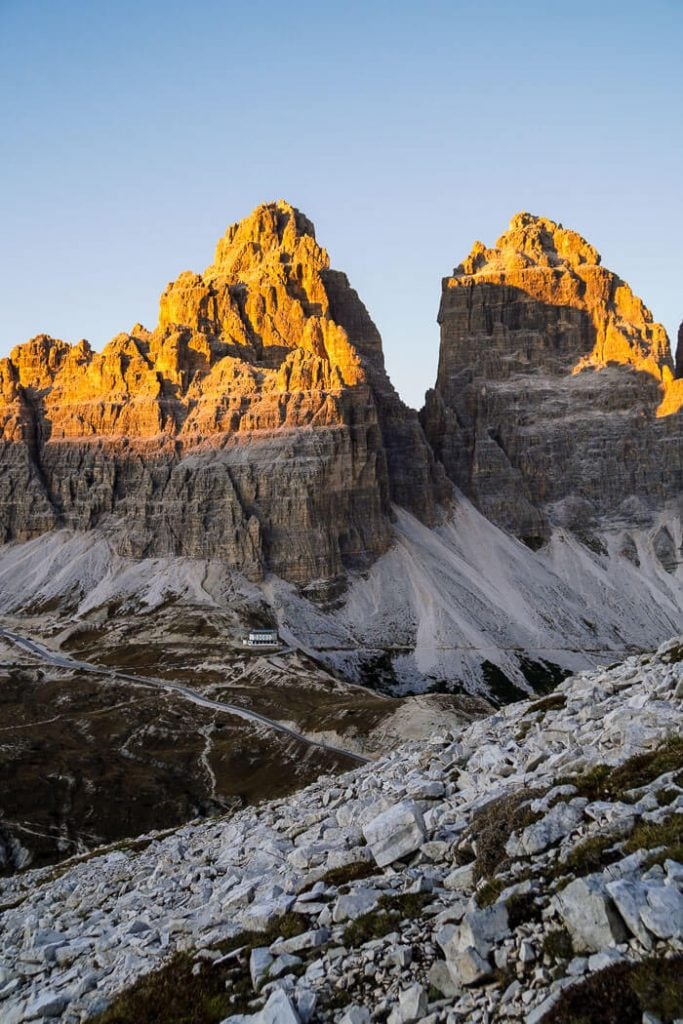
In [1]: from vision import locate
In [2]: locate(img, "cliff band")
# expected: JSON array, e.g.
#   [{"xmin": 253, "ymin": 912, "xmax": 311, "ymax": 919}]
[{"xmin": 0, "ymin": 202, "xmax": 446, "ymax": 583}]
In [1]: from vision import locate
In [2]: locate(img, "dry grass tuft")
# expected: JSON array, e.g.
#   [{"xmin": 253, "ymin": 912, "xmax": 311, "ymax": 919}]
[{"xmin": 542, "ymin": 954, "xmax": 683, "ymax": 1023}]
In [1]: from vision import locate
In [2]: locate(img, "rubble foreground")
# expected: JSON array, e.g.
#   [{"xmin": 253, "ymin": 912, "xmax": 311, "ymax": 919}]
[{"xmin": 1, "ymin": 638, "xmax": 682, "ymax": 1024}]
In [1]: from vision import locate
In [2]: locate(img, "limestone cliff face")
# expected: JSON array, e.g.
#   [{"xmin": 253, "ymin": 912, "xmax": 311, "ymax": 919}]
[
  {"xmin": 422, "ymin": 213, "xmax": 683, "ymax": 552},
  {"xmin": 0, "ymin": 201, "xmax": 446, "ymax": 583}
]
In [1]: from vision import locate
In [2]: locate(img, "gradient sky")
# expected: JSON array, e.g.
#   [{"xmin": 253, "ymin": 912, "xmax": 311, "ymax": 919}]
[{"xmin": 1, "ymin": 0, "xmax": 681, "ymax": 409}]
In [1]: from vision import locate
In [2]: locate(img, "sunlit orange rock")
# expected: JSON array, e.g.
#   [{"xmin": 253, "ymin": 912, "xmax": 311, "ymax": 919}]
[
  {"xmin": 422, "ymin": 212, "xmax": 682, "ymax": 550},
  {"xmin": 0, "ymin": 201, "xmax": 445, "ymax": 582}
]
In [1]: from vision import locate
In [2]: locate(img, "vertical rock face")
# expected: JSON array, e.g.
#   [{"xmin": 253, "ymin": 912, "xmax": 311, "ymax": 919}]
[
  {"xmin": 0, "ymin": 201, "xmax": 446, "ymax": 584},
  {"xmin": 422, "ymin": 213, "xmax": 683, "ymax": 548},
  {"xmin": 676, "ymin": 322, "xmax": 683, "ymax": 380}
]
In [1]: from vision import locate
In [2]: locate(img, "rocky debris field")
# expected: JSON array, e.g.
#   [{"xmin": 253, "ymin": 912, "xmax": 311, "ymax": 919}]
[{"xmin": 1, "ymin": 637, "xmax": 682, "ymax": 1024}]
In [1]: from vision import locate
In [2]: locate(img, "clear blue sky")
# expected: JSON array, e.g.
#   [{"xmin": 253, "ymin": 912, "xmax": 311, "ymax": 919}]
[{"xmin": 1, "ymin": 0, "xmax": 681, "ymax": 408}]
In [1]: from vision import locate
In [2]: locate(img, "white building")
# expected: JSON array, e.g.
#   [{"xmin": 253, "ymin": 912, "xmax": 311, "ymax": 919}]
[{"xmin": 243, "ymin": 629, "xmax": 279, "ymax": 648}]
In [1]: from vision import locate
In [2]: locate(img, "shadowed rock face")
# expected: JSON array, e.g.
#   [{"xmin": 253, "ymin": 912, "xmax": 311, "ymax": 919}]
[
  {"xmin": 0, "ymin": 201, "xmax": 446, "ymax": 583},
  {"xmin": 421, "ymin": 213, "xmax": 683, "ymax": 550}
]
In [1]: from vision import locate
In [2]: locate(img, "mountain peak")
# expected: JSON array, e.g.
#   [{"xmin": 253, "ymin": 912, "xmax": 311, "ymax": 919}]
[
  {"xmin": 450, "ymin": 212, "xmax": 672, "ymax": 388},
  {"xmin": 501, "ymin": 211, "xmax": 601, "ymax": 268},
  {"xmin": 455, "ymin": 212, "xmax": 602, "ymax": 278},
  {"xmin": 209, "ymin": 200, "xmax": 319, "ymax": 279},
  {"xmin": 0, "ymin": 199, "xmax": 446, "ymax": 582},
  {"xmin": 424, "ymin": 212, "xmax": 682, "ymax": 551}
]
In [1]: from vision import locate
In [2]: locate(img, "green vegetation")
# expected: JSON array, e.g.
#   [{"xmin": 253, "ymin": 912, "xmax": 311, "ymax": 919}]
[
  {"xmin": 425, "ymin": 677, "xmax": 467, "ymax": 695},
  {"xmin": 317, "ymin": 986, "xmax": 352, "ymax": 1013},
  {"xmin": 216, "ymin": 912, "xmax": 310, "ymax": 949},
  {"xmin": 320, "ymin": 860, "xmax": 378, "ymax": 888},
  {"xmin": 480, "ymin": 657, "xmax": 570, "ymax": 707},
  {"xmin": 506, "ymin": 890, "xmax": 542, "ymax": 928},
  {"xmin": 540, "ymin": 808, "xmax": 682, "ymax": 891},
  {"xmin": 475, "ymin": 877, "xmax": 506, "ymax": 908},
  {"xmin": 481, "ymin": 661, "xmax": 528, "ymax": 706},
  {"xmin": 341, "ymin": 891, "xmax": 431, "ymax": 947},
  {"xmin": 541, "ymin": 928, "xmax": 574, "ymax": 963},
  {"xmin": 553, "ymin": 834, "xmax": 623, "ymax": 886},
  {"xmin": 660, "ymin": 642, "xmax": 683, "ymax": 664},
  {"xmin": 381, "ymin": 891, "xmax": 433, "ymax": 918},
  {"xmin": 357, "ymin": 652, "xmax": 400, "ymax": 694},
  {"xmin": 322, "ymin": 890, "xmax": 435, "ymax": 1015},
  {"xmin": 655, "ymin": 787, "xmax": 681, "ymax": 807},
  {"xmin": 554, "ymin": 763, "xmax": 613, "ymax": 801},
  {"xmin": 341, "ymin": 908, "xmax": 395, "ymax": 946},
  {"xmin": 90, "ymin": 950, "xmax": 248, "ymax": 1024},
  {"xmin": 556, "ymin": 736, "xmax": 683, "ymax": 803},
  {"xmin": 518, "ymin": 658, "xmax": 571, "ymax": 696},
  {"xmin": 90, "ymin": 913, "xmax": 310, "ymax": 1024},
  {"xmin": 463, "ymin": 790, "xmax": 545, "ymax": 882},
  {"xmin": 625, "ymin": 811, "xmax": 683, "ymax": 867},
  {"xmin": 577, "ymin": 533, "xmax": 608, "ymax": 558},
  {"xmin": 543, "ymin": 954, "xmax": 683, "ymax": 1024}
]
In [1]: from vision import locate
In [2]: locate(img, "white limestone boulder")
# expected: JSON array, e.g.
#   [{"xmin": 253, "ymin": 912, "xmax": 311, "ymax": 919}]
[
  {"xmin": 363, "ymin": 802, "xmax": 425, "ymax": 868},
  {"xmin": 556, "ymin": 874, "xmax": 628, "ymax": 952}
]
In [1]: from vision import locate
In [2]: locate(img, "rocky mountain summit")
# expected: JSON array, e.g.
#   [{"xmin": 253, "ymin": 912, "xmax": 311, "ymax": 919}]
[
  {"xmin": 0, "ymin": 203, "xmax": 681, "ymax": 693},
  {"xmin": 7, "ymin": 205, "xmax": 680, "ymax": 593},
  {"xmin": 1, "ymin": 639, "xmax": 682, "ymax": 1024},
  {"xmin": 1, "ymin": 204, "xmax": 681, "ymax": 595},
  {"xmin": 0, "ymin": 201, "xmax": 445, "ymax": 583},
  {"xmin": 422, "ymin": 212, "xmax": 683, "ymax": 551}
]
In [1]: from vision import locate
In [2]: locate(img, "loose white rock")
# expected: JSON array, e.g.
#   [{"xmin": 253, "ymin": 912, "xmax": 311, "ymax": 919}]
[
  {"xmin": 363, "ymin": 802, "xmax": 426, "ymax": 868},
  {"xmin": 557, "ymin": 875, "xmax": 628, "ymax": 952}
]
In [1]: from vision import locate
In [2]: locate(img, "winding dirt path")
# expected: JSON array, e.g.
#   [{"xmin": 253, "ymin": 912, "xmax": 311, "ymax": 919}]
[{"xmin": 0, "ymin": 626, "xmax": 371, "ymax": 766}]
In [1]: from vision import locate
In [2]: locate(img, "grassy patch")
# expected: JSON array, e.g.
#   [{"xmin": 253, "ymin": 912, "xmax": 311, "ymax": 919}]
[
  {"xmin": 624, "ymin": 812, "xmax": 683, "ymax": 866},
  {"xmin": 342, "ymin": 909, "xmax": 396, "ymax": 947},
  {"xmin": 577, "ymin": 534, "xmax": 608, "ymax": 558},
  {"xmin": 90, "ymin": 951, "xmax": 247, "ymax": 1024},
  {"xmin": 655, "ymin": 787, "xmax": 681, "ymax": 807},
  {"xmin": 556, "ymin": 737, "xmax": 683, "ymax": 803},
  {"xmin": 610, "ymin": 738, "xmax": 683, "ymax": 794},
  {"xmin": 522, "ymin": 693, "xmax": 567, "ymax": 717},
  {"xmin": 380, "ymin": 891, "xmax": 432, "ymax": 918},
  {"xmin": 463, "ymin": 790, "xmax": 545, "ymax": 882},
  {"xmin": 506, "ymin": 891, "xmax": 542, "ymax": 928},
  {"xmin": 545, "ymin": 812, "xmax": 682, "ymax": 886},
  {"xmin": 555, "ymin": 764, "xmax": 612, "ymax": 802},
  {"xmin": 482, "ymin": 656, "xmax": 570, "ymax": 712},
  {"xmin": 541, "ymin": 928, "xmax": 574, "ymax": 963},
  {"xmin": 660, "ymin": 642, "xmax": 683, "ymax": 664},
  {"xmin": 553, "ymin": 834, "xmax": 623, "ymax": 885},
  {"xmin": 475, "ymin": 877, "xmax": 505, "ymax": 908},
  {"xmin": 317, "ymin": 987, "xmax": 353, "ymax": 1013},
  {"xmin": 320, "ymin": 860, "xmax": 378, "ymax": 888},
  {"xmin": 357, "ymin": 653, "xmax": 400, "ymax": 694},
  {"xmin": 90, "ymin": 914, "xmax": 310, "ymax": 1024},
  {"xmin": 341, "ymin": 891, "xmax": 431, "ymax": 947},
  {"xmin": 542, "ymin": 953, "xmax": 683, "ymax": 1024},
  {"xmin": 217, "ymin": 912, "xmax": 310, "ymax": 952}
]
